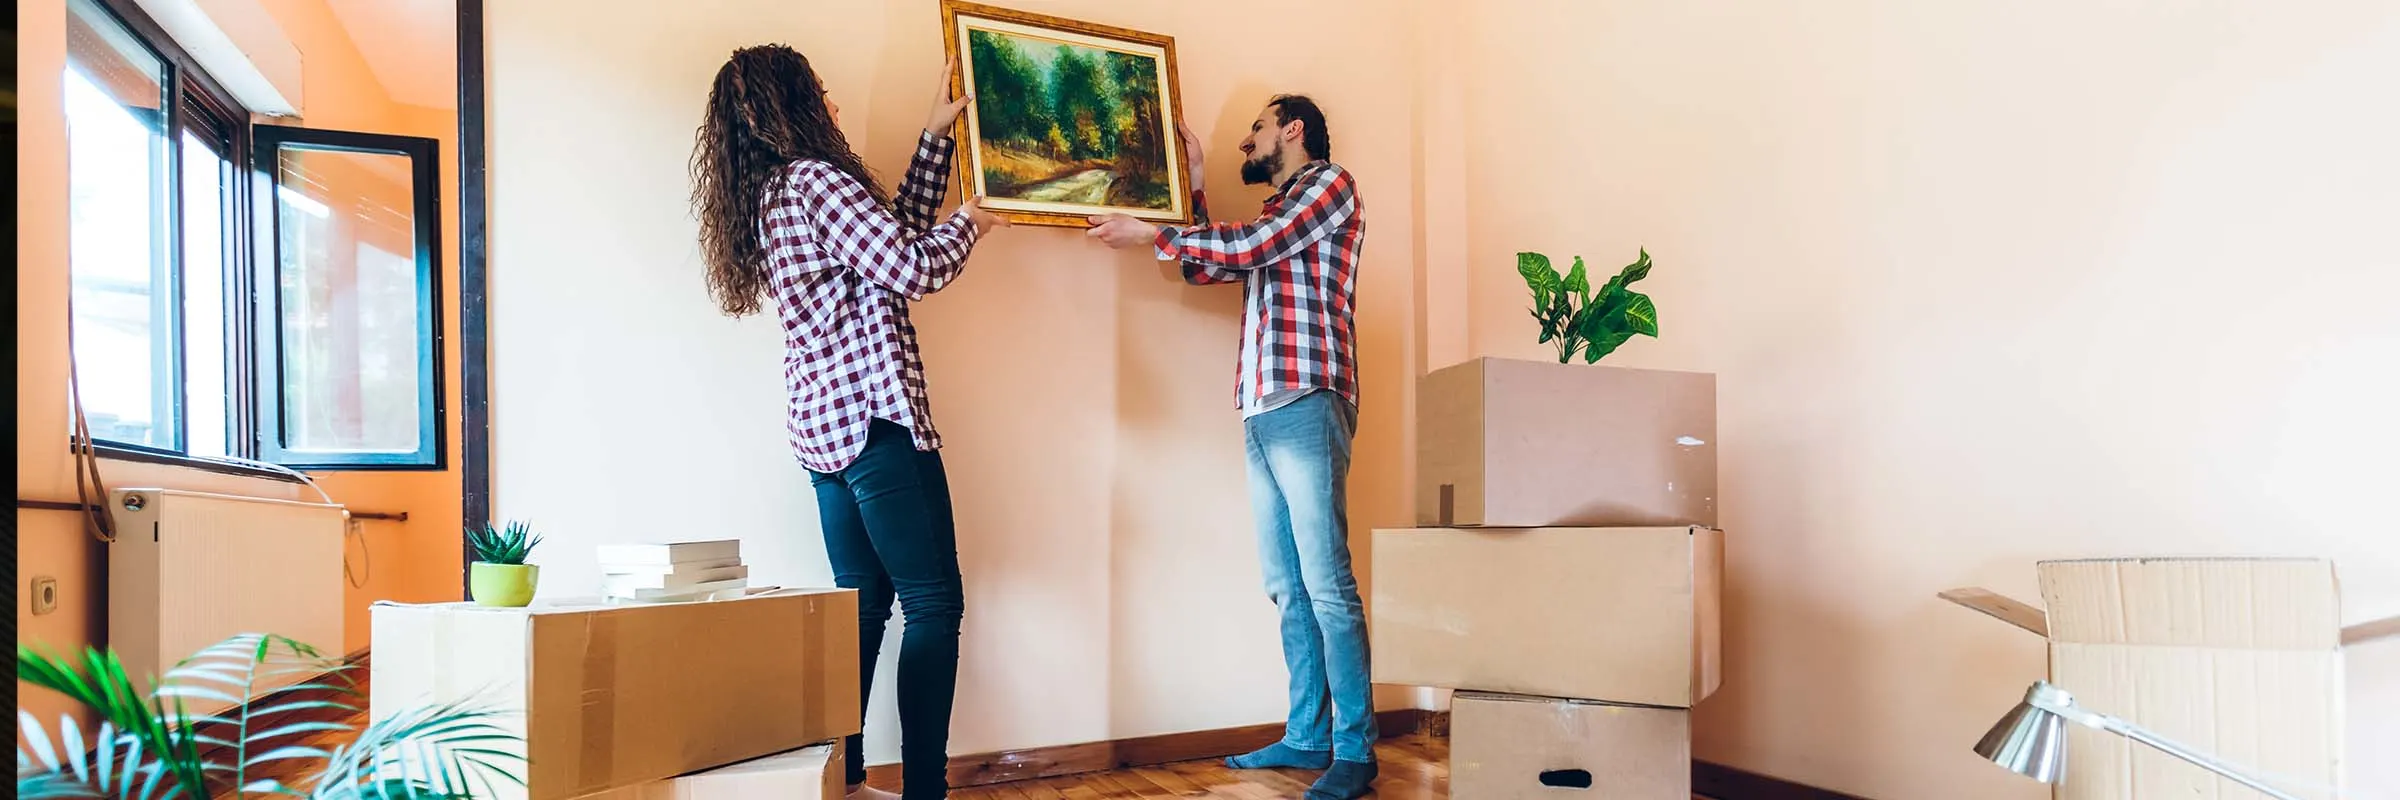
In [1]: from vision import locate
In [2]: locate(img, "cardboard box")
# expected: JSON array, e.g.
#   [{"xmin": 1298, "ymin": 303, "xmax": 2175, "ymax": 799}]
[
  {"xmin": 1370, "ymin": 526, "xmax": 1723, "ymax": 708},
  {"xmin": 575, "ymin": 742, "xmax": 842, "ymax": 800},
  {"xmin": 1943, "ymin": 558, "xmax": 2400, "ymax": 800},
  {"xmin": 370, "ymin": 588, "xmax": 861, "ymax": 800},
  {"xmin": 1417, "ymin": 357, "xmax": 1716, "ymax": 529},
  {"xmin": 1450, "ymin": 692, "xmax": 1690, "ymax": 800}
]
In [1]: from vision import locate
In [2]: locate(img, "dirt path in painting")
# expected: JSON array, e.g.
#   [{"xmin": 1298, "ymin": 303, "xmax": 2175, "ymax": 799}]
[{"xmin": 1016, "ymin": 169, "xmax": 1115, "ymax": 205}]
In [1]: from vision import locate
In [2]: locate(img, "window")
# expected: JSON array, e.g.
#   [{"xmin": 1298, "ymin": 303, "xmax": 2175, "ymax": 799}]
[
  {"xmin": 256, "ymin": 129, "xmax": 444, "ymax": 467},
  {"xmin": 64, "ymin": 0, "xmax": 175, "ymax": 451},
  {"xmin": 63, "ymin": 0, "xmax": 445, "ymax": 471}
]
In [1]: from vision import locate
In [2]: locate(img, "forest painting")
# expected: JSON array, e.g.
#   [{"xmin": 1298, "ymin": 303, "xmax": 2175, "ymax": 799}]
[{"xmin": 942, "ymin": 2, "xmax": 1189, "ymax": 226}]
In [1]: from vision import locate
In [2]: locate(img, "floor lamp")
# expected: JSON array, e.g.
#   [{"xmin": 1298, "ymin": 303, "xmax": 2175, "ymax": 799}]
[{"xmin": 1974, "ymin": 681, "xmax": 2311, "ymax": 800}]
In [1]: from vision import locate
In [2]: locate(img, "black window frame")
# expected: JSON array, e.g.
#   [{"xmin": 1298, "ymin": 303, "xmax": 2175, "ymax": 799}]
[
  {"xmin": 63, "ymin": 0, "xmax": 448, "ymax": 475},
  {"xmin": 251, "ymin": 126, "xmax": 448, "ymax": 470}
]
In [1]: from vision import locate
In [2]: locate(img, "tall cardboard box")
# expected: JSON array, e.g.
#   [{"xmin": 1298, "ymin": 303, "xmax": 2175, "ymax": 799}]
[
  {"xmin": 576, "ymin": 742, "xmax": 843, "ymax": 800},
  {"xmin": 1450, "ymin": 692, "xmax": 1690, "ymax": 800},
  {"xmin": 370, "ymin": 589, "xmax": 861, "ymax": 800},
  {"xmin": 1417, "ymin": 357, "xmax": 1716, "ymax": 529},
  {"xmin": 1370, "ymin": 526, "xmax": 1723, "ymax": 708},
  {"xmin": 1944, "ymin": 558, "xmax": 2400, "ymax": 800}
]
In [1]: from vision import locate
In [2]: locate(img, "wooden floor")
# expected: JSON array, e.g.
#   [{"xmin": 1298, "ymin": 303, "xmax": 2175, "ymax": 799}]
[
  {"xmin": 947, "ymin": 735, "xmax": 1455, "ymax": 800},
  {"xmin": 198, "ymin": 661, "xmax": 1708, "ymax": 799},
  {"xmin": 944, "ymin": 736, "xmax": 1712, "ymax": 800}
]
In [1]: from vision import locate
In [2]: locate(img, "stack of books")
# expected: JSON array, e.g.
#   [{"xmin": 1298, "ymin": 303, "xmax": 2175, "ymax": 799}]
[{"xmin": 597, "ymin": 539, "xmax": 749, "ymax": 602}]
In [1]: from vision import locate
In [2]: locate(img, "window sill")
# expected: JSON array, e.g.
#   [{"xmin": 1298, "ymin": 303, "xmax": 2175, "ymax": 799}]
[
  {"xmin": 73, "ymin": 441, "xmax": 446, "ymax": 477},
  {"xmin": 76, "ymin": 441, "xmax": 305, "ymax": 484}
]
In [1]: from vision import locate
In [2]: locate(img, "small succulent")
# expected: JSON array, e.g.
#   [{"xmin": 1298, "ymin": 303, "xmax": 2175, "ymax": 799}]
[
  {"xmin": 1521, "ymin": 248, "xmax": 1659, "ymax": 364},
  {"xmin": 468, "ymin": 520, "xmax": 542, "ymax": 566}
]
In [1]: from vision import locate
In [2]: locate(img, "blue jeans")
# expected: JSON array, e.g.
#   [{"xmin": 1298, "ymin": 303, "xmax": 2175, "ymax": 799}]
[
  {"xmin": 809, "ymin": 420, "xmax": 964, "ymax": 799},
  {"xmin": 1244, "ymin": 390, "xmax": 1378, "ymax": 763}
]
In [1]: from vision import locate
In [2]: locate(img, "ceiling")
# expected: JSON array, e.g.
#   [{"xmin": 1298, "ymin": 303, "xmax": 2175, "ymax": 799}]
[{"xmin": 323, "ymin": 0, "xmax": 455, "ymax": 110}]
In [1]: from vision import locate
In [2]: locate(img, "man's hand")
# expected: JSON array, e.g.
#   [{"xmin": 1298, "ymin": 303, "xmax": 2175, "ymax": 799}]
[
  {"xmin": 1178, "ymin": 119, "xmax": 1205, "ymax": 193},
  {"xmin": 925, "ymin": 57, "xmax": 974, "ymax": 136},
  {"xmin": 1085, "ymin": 213, "xmax": 1162, "ymax": 250},
  {"xmin": 963, "ymin": 196, "xmax": 1008, "ymax": 232}
]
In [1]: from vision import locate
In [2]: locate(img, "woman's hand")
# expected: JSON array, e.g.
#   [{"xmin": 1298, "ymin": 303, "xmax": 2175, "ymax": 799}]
[
  {"xmin": 962, "ymin": 196, "xmax": 1008, "ymax": 233},
  {"xmin": 926, "ymin": 57, "xmax": 974, "ymax": 136}
]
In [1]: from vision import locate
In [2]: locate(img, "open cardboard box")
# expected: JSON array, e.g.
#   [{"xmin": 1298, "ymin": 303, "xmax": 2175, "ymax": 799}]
[{"xmin": 1942, "ymin": 558, "xmax": 2399, "ymax": 800}]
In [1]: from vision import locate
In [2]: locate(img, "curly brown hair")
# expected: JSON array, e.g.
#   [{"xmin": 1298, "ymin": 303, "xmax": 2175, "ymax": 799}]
[{"xmin": 690, "ymin": 44, "xmax": 888, "ymax": 317}]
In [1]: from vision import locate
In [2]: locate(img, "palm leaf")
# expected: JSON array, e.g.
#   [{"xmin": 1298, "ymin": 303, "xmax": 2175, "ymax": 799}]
[
  {"xmin": 17, "ymin": 644, "xmax": 209, "ymax": 800},
  {"xmin": 17, "ymin": 771, "xmax": 107, "ymax": 800},
  {"xmin": 310, "ymin": 699, "xmax": 525, "ymax": 800},
  {"xmin": 24, "ymin": 634, "xmax": 527, "ymax": 800},
  {"xmin": 15, "ymin": 714, "xmax": 180, "ymax": 800},
  {"xmin": 155, "ymin": 633, "xmax": 352, "ymax": 798}
]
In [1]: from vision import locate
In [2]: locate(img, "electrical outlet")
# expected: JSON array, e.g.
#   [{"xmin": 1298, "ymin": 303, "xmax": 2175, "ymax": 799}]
[{"xmin": 32, "ymin": 576, "xmax": 60, "ymax": 615}]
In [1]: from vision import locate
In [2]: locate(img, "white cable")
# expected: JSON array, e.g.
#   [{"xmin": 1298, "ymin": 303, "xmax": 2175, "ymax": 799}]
[{"xmin": 211, "ymin": 454, "xmax": 369, "ymax": 589}]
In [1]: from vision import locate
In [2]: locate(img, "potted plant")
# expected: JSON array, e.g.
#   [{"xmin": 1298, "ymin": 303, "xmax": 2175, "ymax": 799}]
[
  {"xmin": 1521, "ymin": 248, "xmax": 1658, "ymax": 363},
  {"xmin": 1416, "ymin": 246, "xmax": 1716, "ymax": 529},
  {"xmin": 16, "ymin": 633, "xmax": 525, "ymax": 800},
  {"xmin": 468, "ymin": 520, "xmax": 543, "ymax": 607}
]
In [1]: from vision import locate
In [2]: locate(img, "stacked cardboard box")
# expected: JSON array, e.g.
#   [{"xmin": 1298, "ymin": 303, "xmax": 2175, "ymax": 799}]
[
  {"xmin": 598, "ymin": 539, "xmax": 751, "ymax": 602},
  {"xmin": 1376, "ymin": 357, "xmax": 1724, "ymax": 800},
  {"xmin": 370, "ymin": 586, "xmax": 861, "ymax": 800}
]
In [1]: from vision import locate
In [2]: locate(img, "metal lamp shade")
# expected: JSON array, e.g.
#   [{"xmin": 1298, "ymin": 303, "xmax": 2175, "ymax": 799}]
[{"xmin": 1975, "ymin": 699, "xmax": 2068, "ymax": 783}]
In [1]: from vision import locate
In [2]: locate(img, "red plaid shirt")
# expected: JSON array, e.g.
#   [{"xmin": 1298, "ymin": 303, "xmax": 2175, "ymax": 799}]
[
  {"xmin": 1154, "ymin": 161, "xmax": 1365, "ymax": 411},
  {"xmin": 762, "ymin": 132, "xmax": 982, "ymax": 473}
]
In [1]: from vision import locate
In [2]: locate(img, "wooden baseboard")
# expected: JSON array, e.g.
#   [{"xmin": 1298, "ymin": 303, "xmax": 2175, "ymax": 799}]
[
  {"xmin": 866, "ymin": 708, "xmax": 1871, "ymax": 800},
  {"xmin": 1692, "ymin": 760, "xmax": 1876, "ymax": 800},
  {"xmin": 864, "ymin": 709, "xmax": 1437, "ymax": 790}
]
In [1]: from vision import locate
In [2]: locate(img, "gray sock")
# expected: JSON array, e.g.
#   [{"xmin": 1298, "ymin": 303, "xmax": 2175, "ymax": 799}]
[
  {"xmin": 1225, "ymin": 742, "xmax": 1334, "ymax": 770},
  {"xmin": 1305, "ymin": 759, "xmax": 1379, "ymax": 800}
]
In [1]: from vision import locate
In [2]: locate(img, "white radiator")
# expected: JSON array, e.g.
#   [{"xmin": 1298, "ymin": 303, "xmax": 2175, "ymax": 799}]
[{"xmin": 108, "ymin": 488, "xmax": 348, "ymax": 705}]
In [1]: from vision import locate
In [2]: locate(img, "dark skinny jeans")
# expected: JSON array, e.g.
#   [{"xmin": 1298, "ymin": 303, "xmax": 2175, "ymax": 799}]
[{"xmin": 808, "ymin": 420, "xmax": 964, "ymax": 799}]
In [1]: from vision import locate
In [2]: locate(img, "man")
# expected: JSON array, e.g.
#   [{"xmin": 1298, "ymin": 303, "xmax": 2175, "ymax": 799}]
[{"xmin": 1088, "ymin": 95, "xmax": 1374, "ymax": 800}]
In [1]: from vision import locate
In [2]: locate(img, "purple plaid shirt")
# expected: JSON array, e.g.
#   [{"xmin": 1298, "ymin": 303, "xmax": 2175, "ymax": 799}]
[{"xmin": 761, "ymin": 132, "xmax": 981, "ymax": 473}]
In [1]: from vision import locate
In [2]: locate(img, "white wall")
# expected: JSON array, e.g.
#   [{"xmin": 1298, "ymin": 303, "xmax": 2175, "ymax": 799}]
[
  {"xmin": 486, "ymin": 0, "xmax": 1422, "ymax": 762},
  {"xmin": 1434, "ymin": 1, "xmax": 2400, "ymax": 797}
]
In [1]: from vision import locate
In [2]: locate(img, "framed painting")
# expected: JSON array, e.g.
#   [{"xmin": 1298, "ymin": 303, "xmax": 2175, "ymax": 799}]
[{"xmin": 939, "ymin": 1, "xmax": 1192, "ymax": 227}]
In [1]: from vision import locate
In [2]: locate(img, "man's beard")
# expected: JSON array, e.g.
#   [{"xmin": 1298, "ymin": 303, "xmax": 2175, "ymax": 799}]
[{"xmin": 1239, "ymin": 142, "xmax": 1280, "ymax": 185}]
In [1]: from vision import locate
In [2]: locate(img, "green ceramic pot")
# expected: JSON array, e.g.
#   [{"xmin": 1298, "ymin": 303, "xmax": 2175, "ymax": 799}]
[{"xmin": 469, "ymin": 562, "xmax": 539, "ymax": 607}]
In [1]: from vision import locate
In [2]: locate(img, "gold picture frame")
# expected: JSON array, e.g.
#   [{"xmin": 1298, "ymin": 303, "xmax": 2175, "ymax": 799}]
[{"xmin": 939, "ymin": 1, "xmax": 1191, "ymax": 228}]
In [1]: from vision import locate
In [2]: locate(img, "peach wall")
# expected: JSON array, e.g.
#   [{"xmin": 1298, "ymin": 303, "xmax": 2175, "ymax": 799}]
[
  {"xmin": 1436, "ymin": 0, "xmax": 2400, "ymax": 797},
  {"xmin": 484, "ymin": 0, "xmax": 1419, "ymax": 764},
  {"xmin": 16, "ymin": 0, "xmax": 461, "ymax": 730}
]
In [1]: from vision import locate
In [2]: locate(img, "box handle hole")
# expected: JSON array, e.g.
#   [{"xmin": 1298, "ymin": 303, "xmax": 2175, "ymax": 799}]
[{"xmin": 1538, "ymin": 769, "xmax": 1593, "ymax": 789}]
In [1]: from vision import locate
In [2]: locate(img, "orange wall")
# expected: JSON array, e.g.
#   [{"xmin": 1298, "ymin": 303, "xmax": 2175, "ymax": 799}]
[
  {"xmin": 1433, "ymin": 0, "xmax": 2400, "ymax": 797},
  {"xmin": 15, "ymin": 0, "xmax": 462, "ymax": 729},
  {"xmin": 483, "ymin": 0, "xmax": 1421, "ymax": 763}
]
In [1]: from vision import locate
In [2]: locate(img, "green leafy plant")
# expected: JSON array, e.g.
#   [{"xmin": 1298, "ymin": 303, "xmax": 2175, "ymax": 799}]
[
  {"xmin": 16, "ymin": 633, "xmax": 525, "ymax": 800},
  {"xmin": 1520, "ymin": 248, "xmax": 1660, "ymax": 364},
  {"xmin": 467, "ymin": 520, "xmax": 541, "ymax": 566}
]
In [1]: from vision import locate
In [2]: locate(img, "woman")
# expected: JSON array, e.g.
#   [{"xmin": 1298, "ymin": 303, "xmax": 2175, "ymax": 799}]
[{"xmin": 690, "ymin": 44, "xmax": 1004, "ymax": 800}]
